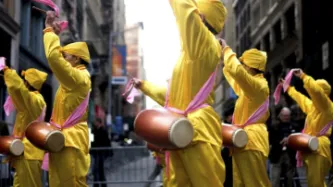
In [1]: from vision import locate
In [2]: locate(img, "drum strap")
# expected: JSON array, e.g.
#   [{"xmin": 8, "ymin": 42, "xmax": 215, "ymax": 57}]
[
  {"xmin": 231, "ymin": 97, "xmax": 270, "ymax": 128},
  {"xmin": 50, "ymin": 92, "xmax": 91, "ymax": 130}
]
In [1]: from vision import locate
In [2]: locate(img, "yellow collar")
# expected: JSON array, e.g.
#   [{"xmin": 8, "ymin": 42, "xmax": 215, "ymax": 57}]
[{"xmin": 75, "ymin": 65, "xmax": 86, "ymax": 70}]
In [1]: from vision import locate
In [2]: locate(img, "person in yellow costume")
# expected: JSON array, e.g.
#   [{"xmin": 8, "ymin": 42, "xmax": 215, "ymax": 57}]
[
  {"xmin": 43, "ymin": 11, "xmax": 91, "ymax": 186},
  {"xmin": 282, "ymin": 69, "xmax": 333, "ymax": 187},
  {"xmin": 2, "ymin": 66, "xmax": 47, "ymax": 187},
  {"xmin": 130, "ymin": 0, "xmax": 227, "ymax": 185},
  {"xmin": 221, "ymin": 46, "xmax": 271, "ymax": 186}
]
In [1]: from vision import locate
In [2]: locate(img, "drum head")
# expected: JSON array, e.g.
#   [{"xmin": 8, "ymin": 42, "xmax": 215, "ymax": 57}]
[
  {"xmin": 10, "ymin": 139, "xmax": 24, "ymax": 156},
  {"xmin": 46, "ymin": 131, "xmax": 65, "ymax": 152},
  {"xmin": 232, "ymin": 129, "xmax": 248, "ymax": 148},
  {"xmin": 308, "ymin": 137, "xmax": 319, "ymax": 151},
  {"xmin": 169, "ymin": 118, "xmax": 194, "ymax": 148}
]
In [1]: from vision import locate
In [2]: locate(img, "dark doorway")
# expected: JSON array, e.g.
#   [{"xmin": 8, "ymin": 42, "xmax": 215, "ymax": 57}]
[{"xmin": 0, "ymin": 28, "xmax": 12, "ymax": 120}]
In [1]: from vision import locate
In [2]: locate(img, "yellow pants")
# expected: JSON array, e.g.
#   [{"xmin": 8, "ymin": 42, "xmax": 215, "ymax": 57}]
[
  {"xmin": 232, "ymin": 151, "xmax": 271, "ymax": 187},
  {"xmin": 13, "ymin": 159, "xmax": 43, "ymax": 187},
  {"xmin": 303, "ymin": 153, "xmax": 331, "ymax": 187},
  {"xmin": 167, "ymin": 142, "xmax": 225, "ymax": 187},
  {"xmin": 49, "ymin": 147, "xmax": 90, "ymax": 187}
]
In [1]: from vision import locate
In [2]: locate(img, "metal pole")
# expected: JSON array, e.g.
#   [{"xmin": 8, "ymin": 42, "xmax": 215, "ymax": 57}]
[{"xmin": 107, "ymin": 31, "xmax": 113, "ymax": 126}]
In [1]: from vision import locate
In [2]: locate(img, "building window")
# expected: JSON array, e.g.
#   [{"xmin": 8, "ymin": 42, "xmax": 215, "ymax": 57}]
[
  {"xmin": 264, "ymin": 33, "xmax": 270, "ymax": 52},
  {"xmin": 285, "ymin": 4, "xmax": 296, "ymax": 36},
  {"xmin": 1, "ymin": 0, "xmax": 15, "ymax": 17},
  {"xmin": 273, "ymin": 20, "xmax": 282, "ymax": 44},
  {"xmin": 20, "ymin": 1, "xmax": 45, "ymax": 59}
]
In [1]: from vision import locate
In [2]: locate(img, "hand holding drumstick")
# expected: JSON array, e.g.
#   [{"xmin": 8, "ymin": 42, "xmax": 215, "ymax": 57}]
[
  {"xmin": 32, "ymin": 6, "xmax": 61, "ymax": 35},
  {"xmin": 127, "ymin": 73, "xmax": 142, "ymax": 89}
]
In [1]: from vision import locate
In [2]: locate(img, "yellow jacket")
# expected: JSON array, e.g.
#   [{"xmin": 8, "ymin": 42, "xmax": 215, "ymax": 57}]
[
  {"xmin": 160, "ymin": 0, "xmax": 223, "ymax": 146},
  {"xmin": 43, "ymin": 30, "xmax": 91, "ymax": 154},
  {"xmin": 223, "ymin": 47, "xmax": 270, "ymax": 157},
  {"xmin": 4, "ymin": 69, "xmax": 45, "ymax": 160},
  {"xmin": 287, "ymin": 74, "xmax": 333, "ymax": 164}
]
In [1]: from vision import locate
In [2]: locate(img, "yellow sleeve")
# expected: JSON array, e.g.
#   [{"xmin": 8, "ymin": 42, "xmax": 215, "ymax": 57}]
[
  {"xmin": 223, "ymin": 47, "xmax": 266, "ymax": 98},
  {"xmin": 4, "ymin": 69, "xmax": 45, "ymax": 114},
  {"xmin": 43, "ymin": 28, "xmax": 90, "ymax": 90},
  {"xmin": 222, "ymin": 67, "xmax": 240, "ymax": 96},
  {"xmin": 287, "ymin": 86, "xmax": 313, "ymax": 114},
  {"xmin": 139, "ymin": 81, "xmax": 167, "ymax": 106},
  {"xmin": 169, "ymin": 0, "xmax": 219, "ymax": 61},
  {"xmin": 302, "ymin": 74, "xmax": 331, "ymax": 112}
]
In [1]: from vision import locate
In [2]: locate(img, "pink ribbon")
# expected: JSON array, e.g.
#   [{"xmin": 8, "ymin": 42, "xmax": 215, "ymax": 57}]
[
  {"xmin": 122, "ymin": 80, "xmax": 141, "ymax": 104},
  {"xmin": 31, "ymin": 0, "xmax": 60, "ymax": 16},
  {"xmin": 156, "ymin": 155, "xmax": 161, "ymax": 165},
  {"xmin": 273, "ymin": 69, "xmax": 297, "ymax": 105},
  {"xmin": 4, "ymin": 96, "xmax": 15, "ymax": 116},
  {"xmin": 31, "ymin": 0, "xmax": 68, "ymax": 32},
  {"xmin": 59, "ymin": 21, "xmax": 68, "ymax": 31},
  {"xmin": 42, "ymin": 92, "xmax": 91, "ymax": 171},
  {"xmin": 0, "ymin": 57, "xmax": 6, "ymax": 71}
]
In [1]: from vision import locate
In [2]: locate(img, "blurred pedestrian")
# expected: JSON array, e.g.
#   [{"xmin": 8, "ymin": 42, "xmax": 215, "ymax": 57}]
[
  {"xmin": 269, "ymin": 107, "xmax": 299, "ymax": 187},
  {"xmin": 91, "ymin": 117, "xmax": 112, "ymax": 187}
]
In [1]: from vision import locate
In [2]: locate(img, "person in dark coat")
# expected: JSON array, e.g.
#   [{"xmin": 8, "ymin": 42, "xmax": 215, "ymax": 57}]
[
  {"xmin": 221, "ymin": 98, "xmax": 236, "ymax": 187},
  {"xmin": 91, "ymin": 118, "xmax": 113, "ymax": 187},
  {"xmin": 269, "ymin": 107, "xmax": 301, "ymax": 187}
]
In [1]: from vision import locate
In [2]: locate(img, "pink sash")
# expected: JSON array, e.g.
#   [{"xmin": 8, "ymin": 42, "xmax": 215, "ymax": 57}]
[
  {"xmin": 42, "ymin": 92, "xmax": 91, "ymax": 171},
  {"xmin": 231, "ymin": 97, "xmax": 269, "ymax": 128}
]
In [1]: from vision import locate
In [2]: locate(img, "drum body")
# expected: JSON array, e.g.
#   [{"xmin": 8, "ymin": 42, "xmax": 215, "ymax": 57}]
[
  {"xmin": 146, "ymin": 143, "xmax": 165, "ymax": 153},
  {"xmin": 287, "ymin": 133, "xmax": 318, "ymax": 152},
  {"xmin": 222, "ymin": 123, "xmax": 248, "ymax": 148},
  {"xmin": 135, "ymin": 108, "xmax": 194, "ymax": 149},
  {"xmin": 0, "ymin": 136, "xmax": 24, "ymax": 156},
  {"xmin": 25, "ymin": 122, "xmax": 65, "ymax": 153}
]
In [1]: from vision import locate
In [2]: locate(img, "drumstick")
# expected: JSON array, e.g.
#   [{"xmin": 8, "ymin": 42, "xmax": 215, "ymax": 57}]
[{"xmin": 32, "ymin": 6, "xmax": 59, "ymax": 18}]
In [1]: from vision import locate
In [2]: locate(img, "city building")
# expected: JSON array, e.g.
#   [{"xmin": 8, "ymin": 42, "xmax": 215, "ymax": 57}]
[
  {"xmin": 248, "ymin": 0, "xmax": 302, "ymax": 120},
  {"xmin": 0, "ymin": 1, "xmax": 60, "ymax": 126}
]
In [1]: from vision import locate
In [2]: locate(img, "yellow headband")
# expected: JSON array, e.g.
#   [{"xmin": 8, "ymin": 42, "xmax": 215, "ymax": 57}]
[
  {"xmin": 316, "ymin": 79, "xmax": 331, "ymax": 95},
  {"xmin": 239, "ymin": 48, "xmax": 267, "ymax": 72},
  {"xmin": 61, "ymin": 42, "xmax": 90, "ymax": 63},
  {"xmin": 197, "ymin": 0, "xmax": 227, "ymax": 34},
  {"xmin": 22, "ymin": 68, "xmax": 48, "ymax": 90}
]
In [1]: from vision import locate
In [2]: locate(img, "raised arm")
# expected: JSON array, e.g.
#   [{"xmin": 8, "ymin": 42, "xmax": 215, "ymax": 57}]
[
  {"xmin": 139, "ymin": 81, "xmax": 167, "ymax": 106},
  {"xmin": 169, "ymin": 0, "xmax": 222, "ymax": 61},
  {"xmin": 223, "ymin": 47, "xmax": 268, "ymax": 98},
  {"xmin": 302, "ymin": 74, "xmax": 331, "ymax": 112},
  {"xmin": 43, "ymin": 28, "xmax": 89, "ymax": 90},
  {"xmin": 287, "ymin": 86, "xmax": 312, "ymax": 115},
  {"xmin": 4, "ymin": 68, "xmax": 45, "ymax": 115},
  {"xmin": 222, "ymin": 67, "xmax": 241, "ymax": 96}
]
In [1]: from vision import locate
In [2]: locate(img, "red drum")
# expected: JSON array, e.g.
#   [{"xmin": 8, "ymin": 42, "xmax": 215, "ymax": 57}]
[
  {"xmin": 222, "ymin": 123, "xmax": 248, "ymax": 148},
  {"xmin": 25, "ymin": 121, "xmax": 65, "ymax": 153},
  {"xmin": 146, "ymin": 143, "xmax": 165, "ymax": 153},
  {"xmin": 135, "ymin": 108, "xmax": 194, "ymax": 149},
  {"xmin": 0, "ymin": 136, "xmax": 24, "ymax": 156},
  {"xmin": 287, "ymin": 133, "xmax": 318, "ymax": 152}
]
